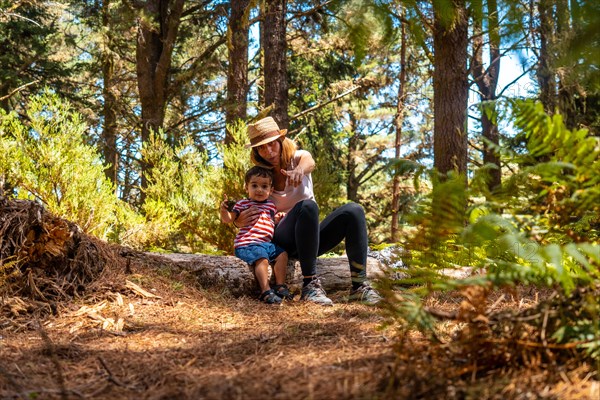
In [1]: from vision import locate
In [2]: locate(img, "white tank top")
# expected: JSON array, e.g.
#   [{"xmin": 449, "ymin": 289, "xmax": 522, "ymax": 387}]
[{"xmin": 269, "ymin": 149, "xmax": 316, "ymax": 213}]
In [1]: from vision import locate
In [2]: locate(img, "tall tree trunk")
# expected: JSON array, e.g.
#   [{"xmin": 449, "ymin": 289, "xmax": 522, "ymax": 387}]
[
  {"xmin": 225, "ymin": 0, "xmax": 251, "ymax": 143},
  {"xmin": 101, "ymin": 0, "xmax": 119, "ymax": 189},
  {"xmin": 346, "ymin": 113, "xmax": 359, "ymax": 202},
  {"xmin": 537, "ymin": 0, "xmax": 556, "ymax": 114},
  {"xmin": 262, "ymin": 0, "xmax": 289, "ymax": 128},
  {"xmin": 122, "ymin": 145, "xmax": 136, "ymax": 202},
  {"xmin": 135, "ymin": 0, "xmax": 185, "ymax": 198},
  {"xmin": 257, "ymin": 0, "xmax": 265, "ymax": 108},
  {"xmin": 391, "ymin": 20, "xmax": 407, "ymax": 242},
  {"xmin": 433, "ymin": 0, "xmax": 469, "ymax": 179},
  {"xmin": 472, "ymin": 0, "xmax": 501, "ymax": 191},
  {"xmin": 555, "ymin": 0, "xmax": 575, "ymax": 129}
]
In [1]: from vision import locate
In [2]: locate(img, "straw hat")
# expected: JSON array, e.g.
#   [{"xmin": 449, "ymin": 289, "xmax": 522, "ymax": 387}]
[{"xmin": 245, "ymin": 117, "xmax": 287, "ymax": 148}]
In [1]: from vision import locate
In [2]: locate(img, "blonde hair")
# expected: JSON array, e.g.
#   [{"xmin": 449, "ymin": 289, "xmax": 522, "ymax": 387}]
[{"xmin": 250, "ymin": 137, "xmax": 298, "ymax": 170}]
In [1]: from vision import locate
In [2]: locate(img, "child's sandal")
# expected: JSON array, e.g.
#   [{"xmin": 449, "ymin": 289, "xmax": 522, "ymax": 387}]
[
  {"xmin": 273, "ymin": 284, "xmax": 294, "ymax": 300},
  {"xmin": 259, "ymin": 289, "xmax": 282, "ymax": 304}
]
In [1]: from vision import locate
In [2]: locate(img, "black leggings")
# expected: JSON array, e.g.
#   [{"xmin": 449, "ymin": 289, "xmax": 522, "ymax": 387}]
[{"xmin": 273, "ymin": 201, "xmax": 368, "ymax": 283}]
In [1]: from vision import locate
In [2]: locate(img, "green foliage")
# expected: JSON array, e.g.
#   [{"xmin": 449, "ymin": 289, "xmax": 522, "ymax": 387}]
[
  {"xmin": 212, "ymin": 120, "xmax": 254, "ymax": 251},
  {"xmin": 136, "ymin": 121, "xmax": 250, "ymax": 253},
  {"xmin": 0, "ymin": 91, "xmax": 119, "ymax": 239},
  {"xmin": 494, "ymin": 99, "xmax": 600, "ymax": 244},
  {"xmin": 335, "ymin": 0, "xmax": 395, "ymax": 65},
  {"xmin": 551, "ymin": 291, "xmax": 600, "ymax": 360},
  {"xmin": 219, "ymin": 120, "xmax": 254, "ymax": 200},
  {"xmin": 0, "ymin": 1, "xmax": 87, "ymax": 117},
  {"xmin": 382, "ymin": 100, "xmax": 600, "ymax": 360},
  {"xmin": 513, "ymin": 100, "xmax": 600, "ymax": 216},
  {"xmin": 431, "ymin": 0, "xmax": 461, "ymax": 28},
  {"xmin": 134, "ymin": 131, "xmax": 192, "ymax": 250}
]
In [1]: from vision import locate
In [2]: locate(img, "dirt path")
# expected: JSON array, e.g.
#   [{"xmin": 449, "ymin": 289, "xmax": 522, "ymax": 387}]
[{"xmin": 1, "ymin": 264, "xmax": 598, "ymax": 399}]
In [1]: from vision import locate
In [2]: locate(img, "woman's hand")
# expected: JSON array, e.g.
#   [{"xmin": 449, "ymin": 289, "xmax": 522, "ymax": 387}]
[
  {"xmin": 274, "ymin": 211, "xmax": 286, "ymax": 225},
  {"xmin": 281, "ymin": 166, "xmax": 304, "ymax": 187},
  {"xmin": 235, "ymin": 206, "xmax": 261, "ymax": 228}
]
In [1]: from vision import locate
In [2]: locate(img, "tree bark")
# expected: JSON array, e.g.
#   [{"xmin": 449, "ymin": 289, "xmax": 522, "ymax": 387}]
[
  {"xmin": 346, "ymin": 113, "xmax": 360, "ymax": 202},
  {"xmin": 135, "ymin": 0, "xmax": 185, "ymax": 196},
  {"xmin": 432, "ymin": 0, "xmax": 469, "ymax": 179},
  {"xmin": 472, "ymin": 0, "xmax": 501, "ymax": 192},
  {"xmin": 225, "ymin": 0, "xmax": 251, "ymax": 144},
  {"xmin": 101, "ymin": 0, "xmax": 119, "ymax": 189},
  {"xmin": 391, "ymin": 19, "xmax": 407, "ymax": 242},
  {"xmin": 262, "ymin": 0, "xmax": 289, "ymax": 128},
  {"xmin": 537, "ymin": 0, "xmax": 556, "ymax": 115}
]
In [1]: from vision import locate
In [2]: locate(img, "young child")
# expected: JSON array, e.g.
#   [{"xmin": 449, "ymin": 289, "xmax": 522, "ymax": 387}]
[{"xmin": 219, "ymin": 166, "xmax": 291, "ymax": 304}]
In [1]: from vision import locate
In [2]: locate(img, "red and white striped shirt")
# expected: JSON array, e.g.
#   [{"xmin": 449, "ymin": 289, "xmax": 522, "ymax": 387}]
[{"xmin": 232, "ymin": 199, "xmax": 277, "ymax": 249}]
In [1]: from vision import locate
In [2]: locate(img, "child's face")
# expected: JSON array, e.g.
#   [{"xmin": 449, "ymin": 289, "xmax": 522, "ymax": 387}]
[{"xmin": 245, "ymin": 175, "xmax": 273, "ymax": 201}]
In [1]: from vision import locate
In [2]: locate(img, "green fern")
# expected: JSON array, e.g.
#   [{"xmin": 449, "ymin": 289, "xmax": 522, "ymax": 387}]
[
  {"xmin": 383, "ymin": 100, "xmax": 600, "ymax": 361},
  {"xmin": 513, "ymin": 100, "xmax": 600, "ymax": 215}
]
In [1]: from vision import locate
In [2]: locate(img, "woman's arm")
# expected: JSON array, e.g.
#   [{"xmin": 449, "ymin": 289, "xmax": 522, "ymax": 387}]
[
  {"xmin": 233, "ymin": 206, "xmax": 261, "ymax": 228},
  {"xmin": 297, "ymin": 150, "xmax": 316, "ymax": 173},
  {"xmin": 281, "ymin": 150, "xmax": 315, "ymax": 187}
]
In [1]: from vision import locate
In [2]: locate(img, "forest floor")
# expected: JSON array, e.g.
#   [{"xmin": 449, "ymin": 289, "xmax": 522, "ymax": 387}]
[{"xmin": 1, "ymin": 260, "xmax": 599, "ymax": 400}]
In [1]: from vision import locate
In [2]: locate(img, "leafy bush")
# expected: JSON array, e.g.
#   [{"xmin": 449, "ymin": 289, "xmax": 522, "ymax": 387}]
[
  {"xmin": 134, "ymin": 121, "xmax": 251, "ymax": 253},
  {"xmin": 0, "ymin": 92, "xmax": 120, "ymax": 239},
  {"xmin": 0, "ymin": 93, "xmax": 255, "ymax": 254}
]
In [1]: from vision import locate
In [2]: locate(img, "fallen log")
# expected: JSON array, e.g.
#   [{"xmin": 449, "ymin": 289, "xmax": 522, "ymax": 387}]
[
  {"xmin": 2, "ymin": 198, "xmax": 475, "ymax": 303},
  {"xmin": 1, "ymin": 197, "xmax": 385, "ymax": 300},
  {"xmin": 145, "ymin": 253, "xmax": 385, "ymax": 297}
]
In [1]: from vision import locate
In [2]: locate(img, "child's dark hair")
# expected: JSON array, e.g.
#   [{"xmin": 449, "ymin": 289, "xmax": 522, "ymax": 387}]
[{"xmin": 245, "ymin": 166, "xmax": 274, "ymax": 184}]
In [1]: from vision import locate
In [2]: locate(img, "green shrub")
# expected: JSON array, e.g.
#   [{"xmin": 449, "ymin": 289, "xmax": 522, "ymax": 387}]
[
  {"xmin": 137, "ymin": 121, "xmax": 251, "ymax": 253},
  {"xmin": 0, "ymin": 92, "xmax": 120, "ymax": 239}
]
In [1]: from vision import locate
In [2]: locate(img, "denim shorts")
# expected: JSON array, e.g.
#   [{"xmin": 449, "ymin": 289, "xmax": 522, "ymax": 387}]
[{"xmin": 235, "ymin": 242, "xmax": 285, "ymax": 266}]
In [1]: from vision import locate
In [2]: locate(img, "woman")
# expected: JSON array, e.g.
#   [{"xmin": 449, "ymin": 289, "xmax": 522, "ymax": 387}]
[{"xmin": 233, "ymin": 117, "xmax": 380, "ymax": 306}]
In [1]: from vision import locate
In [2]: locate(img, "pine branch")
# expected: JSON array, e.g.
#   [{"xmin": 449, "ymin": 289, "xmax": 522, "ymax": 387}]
[
  {"xmin": 287, "ymin": 1, "xmax": 334, "ymax": 22},
  {"xmin": 290, "ymin": 85, "xmax": 361, "ymax": 121},
  {"xmin": 0, "ymin": 80, "xmax": 40, "ymax": 101}
]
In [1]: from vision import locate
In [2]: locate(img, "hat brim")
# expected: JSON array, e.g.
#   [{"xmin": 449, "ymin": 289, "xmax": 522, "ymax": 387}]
[{"xmin": 245, "ymin": 129, "xmax": 287, "ymax": 148}]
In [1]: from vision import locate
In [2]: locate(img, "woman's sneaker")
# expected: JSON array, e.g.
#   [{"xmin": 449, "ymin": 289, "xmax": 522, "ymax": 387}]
[
  {"xmin": 300, "ymin": 278, "xmax": 333, "ymax": 306},
  {"xmin": 273, "ymin": 284, "xmax": 294, "ymax": 300},
  {"xmin": 259, "ymin": 289, "xmax": 282, "ymax": 304},
  {"xmin": 348, "ymin": 282, "xmax": 381, "ymax": 305}
]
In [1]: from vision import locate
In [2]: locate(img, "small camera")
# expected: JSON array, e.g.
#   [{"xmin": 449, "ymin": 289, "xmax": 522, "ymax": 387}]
[{"xmin": 225, "ymin": 200, "xmax": 236, "ymax": 212}]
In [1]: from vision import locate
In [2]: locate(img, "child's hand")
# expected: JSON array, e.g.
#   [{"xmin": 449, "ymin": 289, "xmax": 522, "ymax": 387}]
[
  {"xmin": 220, "ymin": 194, "xmax": 236, "ymax": 212},
  {"xmin": 274, "ymin": 211, "xmax": 286, "ymax": 224},
  {"xmin": 220, "ymin": 194, "xmax": 229, "ymax": 211}
]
